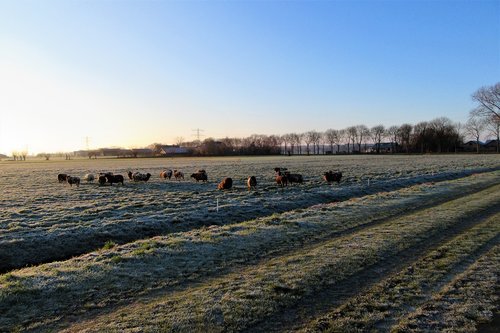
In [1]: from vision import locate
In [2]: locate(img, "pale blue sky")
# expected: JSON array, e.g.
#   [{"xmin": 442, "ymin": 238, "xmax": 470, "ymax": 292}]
[{"xmin": 0, "ymin": 0, "xmax": 499, "ymax": 154}]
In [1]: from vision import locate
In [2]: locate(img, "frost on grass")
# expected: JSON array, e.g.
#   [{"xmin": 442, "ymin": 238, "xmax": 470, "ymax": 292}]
[{"xmin": 0, "ymin": 155, "xmax": 499, "ymax": 272}]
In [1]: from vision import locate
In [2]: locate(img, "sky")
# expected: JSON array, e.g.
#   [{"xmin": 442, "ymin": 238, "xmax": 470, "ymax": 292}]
[{"xmin": 0, "ymin": 0, "xmax": 499, "ymax": 155}]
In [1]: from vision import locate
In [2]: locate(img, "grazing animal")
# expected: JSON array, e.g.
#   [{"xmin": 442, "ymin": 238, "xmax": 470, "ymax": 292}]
[
  {"xmin": 66, "ymin": 176, "xmax": 80, "ymax": 187},
  {"xmin": 285, "ymin": 172, "xmax": 303, "ymax": 184},
  {"xmin": 276, "ymin": 174, "xmax": 288, "ymax": 187},
  {"xmin": 84, "ymin": 174, "xmax": 95, "ymax": 183},
  {"xmin": 323, "ymin": 171, "xmax": 342, "ymax": 184},
  {"xmin": 173, "ymin": 170, "xmax": 184, "ymax": 181},
  {"xmin": 58, "ymin": 174, "xmax": 68, "ymax": 183},
  {"xmin": 218, "ymin": 177, "xmax": 233, "ymax": 190},
  {"xmin": 128, "ymin": 171, "xmax": 151, "ymax": 182},
  {"xmin": 106, "ymin": 174, "xmax": 124, "ymax": 185},
  {"xmin": 160, "ymin": 170, "xmax": 173, "ymax": 180},
  {"xmin": 191, "ymin": 171, "xmax": 208, "ymax": 182},
  {"xmin": 247, "ymin": 176, "xmax": 257, "ymax": 189},
  {"xmin": 98, "ymin": 175, "xmax": 107, "ymax": 185},
  {"xmin": 99, "ymin": 172, "xmax": 114, "ymax": 177}
]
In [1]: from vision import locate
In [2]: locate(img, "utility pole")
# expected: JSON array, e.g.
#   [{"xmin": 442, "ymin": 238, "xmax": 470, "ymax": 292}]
[
  {"xmin": 85, "ymin": 136, "xmax": 90, "ymax": 151},
  {"xmin": 192, "ymin": 128, "xmax": 205, "ymax": 141}
]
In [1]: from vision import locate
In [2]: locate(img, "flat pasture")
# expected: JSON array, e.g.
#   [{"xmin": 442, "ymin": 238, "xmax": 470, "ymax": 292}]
[{"xmin": 0, "ymin": 154, "xmax": 499, "ymax": 332}]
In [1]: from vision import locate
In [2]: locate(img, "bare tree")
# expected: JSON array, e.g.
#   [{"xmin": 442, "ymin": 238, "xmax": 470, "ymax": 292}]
[
  {"xmin": 337, "ymin": 129, "xmax": 346, "ymax": 153},
  {"xmin": 471, "ymin": 82, "xmax": 500, "ymax": 121},
  {"xmin": 370, "ymin": 125, "xmax": 385, "ymax": 153},
  {"xmin": 346, "ymin": 126, "xmax": 357, "ymax": 153},
  {"xmin": 175, "ymin": 137, "xmax": 185, "ymax": 146},
  {"xmin": 386, "ymin": 125, "xmax": 399, "ymax": 153},
  {"xmin": 311, "ymin": 130, "xmax": 322, "ymax": 154},
  {"xmin": 412, "ymin": 122, "xmax": 429, "ymax": 154},
  {"xmin": 356, "ymin": 125, "xmax": 370, "ymax": 152},
  {"xmin": 399, "ymin": 124, "xmax": 413, "ymax": 153},
  {"xmin": 290, "ymin": 133, "xmax": 302, "ymax": 155},
  {"xmin": 485, "ymin": 116, "xmax": 500, "ymax": 153},
  {"xmin": 324, "ymin": 129, "xmax": 339, "ymax": 154},
  {"xmin": 465, "ymin": 116, "xmax": 486, "ymax": 153},
  {"xmin": 304, "ymin": 131, "xmax": 315, "ymax": 155},
  {"xmin": 454, "ymin": 122, "xmax": 465, "ymax": 153},
  {"xmin": 429, "ymin": 117, "xmax": 453, "ymax": 153},
  {"xmin": 281, "ymin": 134, "xmax": 289, "ymax": 155}
]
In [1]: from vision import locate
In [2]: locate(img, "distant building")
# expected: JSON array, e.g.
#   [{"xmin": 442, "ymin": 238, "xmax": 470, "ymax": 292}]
[
  {"xmin": 159, "ymin": 145, "xmax": 192, "ymax": 156},
  {"xmin": 131, "ymin": 148, "xmax": 153, "ymax": 157},
  {"xmin": 483, "ymin": 139, "xmax": 499, "ymax": 152},
  {"xmin": 461, "ymin": 140, "xmax": 484, "ymax": 152},
  {"xmin": 369, "ymin": 142, "xmax": 398, "ymax": 153}
]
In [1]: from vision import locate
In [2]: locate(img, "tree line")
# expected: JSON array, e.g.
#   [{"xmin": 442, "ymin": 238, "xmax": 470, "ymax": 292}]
[
  {"xmin": 14, "ymin": 82, "xmax": 500, "ymax": 159},
  {"xmin": 181, "ymin": 82, "xmax": 498, "ymax": 156}
]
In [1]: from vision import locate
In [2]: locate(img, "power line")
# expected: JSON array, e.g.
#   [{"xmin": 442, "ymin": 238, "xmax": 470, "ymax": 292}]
[
  {"xmin": 192, "ymin": 128, "xmax": 205, "ymax": 141},
  {"xmin": 85, "ymin": 136, "xmax": 90, "ymax": 150}
]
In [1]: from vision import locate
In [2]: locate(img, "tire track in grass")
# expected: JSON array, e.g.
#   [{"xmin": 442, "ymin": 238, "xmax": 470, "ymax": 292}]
[
  {"xmin": 4, "ymin": 176, "xmax": 498, "ymax": 332},
  {"xmin": 392, "ymin": 246, "xmax": 499, "ymax": 333},
  {"xmin": 297, "ymin": 214, "xmax": 499, "ymax": 333},
  {"xmin": 1, "ymin": 168, "xmax": 498, "ymax": 273},
  {"xmin": 58, "ymin": 185, "xmax": 500, "ymax": 332}
]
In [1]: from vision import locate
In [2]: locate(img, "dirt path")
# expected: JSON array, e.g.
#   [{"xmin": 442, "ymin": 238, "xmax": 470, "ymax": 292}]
[{"xmin": 245, "ymin": 211, "xmax": 500, "ymax": 332}]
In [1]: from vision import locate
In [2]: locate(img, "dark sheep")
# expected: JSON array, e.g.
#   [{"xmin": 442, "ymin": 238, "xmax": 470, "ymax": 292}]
[
  {"xmin": 66, "ymin": 176, "xmax": 80, "ymax": 187},
  {"xmin": 98, "ymin": 175, "xmax": 107, "ymax": 185},
  {"xmin": 247, "ymin": 176, "xmax": 257, "ymax": 189},
  {"xmin": 218, "ymin": 177, "xmax": 233, "ymax": 190},
  {"xmin": 285, "ymin": 171, "xmax": 303, "ymax": 184},
  {"xmin": 173, "ymin": 170, "xmax": 184, "ymax": 181},
  {"xmin": 58, "ymin": 174, "xmax": 68, "ymax": 183},
  {"xmin": 323, "ymin": 171, "xmax": 342, "ymax": 184},
  {"xmin": 106, "ymin": 174, "xmax": 124, "ymax": 185},
  {"xmin": 191, "ymin": 171, "xmax": 208, "ymax": 182}
]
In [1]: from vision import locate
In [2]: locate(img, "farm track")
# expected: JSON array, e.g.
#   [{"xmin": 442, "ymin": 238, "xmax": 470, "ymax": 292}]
[
  {"xmin": 1, "ymin": 166, "xmax": 499, "ymax": 273},
  {"xmin": 1, "ymin": 173, "xmax": 499, "ymax": 332},
  {"xmin": 277, "ymin": 215, "xmax": 500, "ymax": 332},
  {"xmin": 393, "ymin": 246, "xmax": 499, "ymax": 332},
  {"xmin": 54, "ymin": 183, "xmax": 500, "ymax": 332}
]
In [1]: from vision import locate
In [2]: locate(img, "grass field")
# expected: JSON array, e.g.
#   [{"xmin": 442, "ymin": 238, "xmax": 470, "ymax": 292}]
[{"xmin": 0, "ymin": 154, "xmax": 499, "ymax": 332}]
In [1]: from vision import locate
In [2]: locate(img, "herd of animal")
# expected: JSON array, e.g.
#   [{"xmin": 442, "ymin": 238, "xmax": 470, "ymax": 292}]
[{"xmin": 57, "ymin": 168, "xmax": 342, "ymax": 190}]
